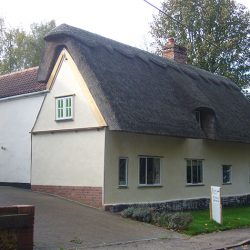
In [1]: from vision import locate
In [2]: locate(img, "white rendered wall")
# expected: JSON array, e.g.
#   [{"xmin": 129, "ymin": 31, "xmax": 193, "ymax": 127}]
[
  {"xmin": 33, "ymin": 53, "xmax": 105, "ymax": 132},
  {"xmin": 32, "ymin": 130, "xmax": 105, "ymax": 186},
  {"xmin": 32, "ymin": 50, "xmax": 106, "ymax": 187},
  {"xmin": 0, "ymin": 94, "xmax": 45, "ymax": 184}
]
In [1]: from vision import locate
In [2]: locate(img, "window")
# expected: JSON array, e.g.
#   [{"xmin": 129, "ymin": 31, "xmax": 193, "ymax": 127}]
[
  {"xmin": 195, "ymin": 111, "xmax": 201, "ymax": 125},
  {"xmin": 194, "ymin": 107, "xmax": 215, "ymax": 139},
  {"xmin": 186, "ymin": 159, "xmax": 203, "ymax": 184},
  {"xmin": 222, "ymin": 165, "xmax": 232, "ymax": 184},
  {"xmin": 139, "ymin": 157, "xmax": 160, "ymax": 185},
  {"xmin": 249, "ymin": 166, "xmax": 250, "ymax": 183},
  {"xmin": 55, "ymin": 96, "xmax": 73, "ymax": 120},
  {"xmin": 119, "ymin": 158, "xmax": 128, "ymax": 186}
]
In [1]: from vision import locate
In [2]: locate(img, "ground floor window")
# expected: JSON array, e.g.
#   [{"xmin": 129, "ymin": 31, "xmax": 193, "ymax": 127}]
[
  {"xmin": 222, "ymin": 165, "xmax": 232, "ymax": 184},
  {"xmin": 139, "ymin": 157, "xmax": 160, "ymax": 185},
  {"xmin": 186, "ymin": 159, "xmax": 203, "ymax": 184},
  {"xmin": 249, "ymin": 166, "xmax": 250, "ymax": 183},
  {"xmin": 119, "ymin": 158, "xmax": 128, "ymax": 186}
]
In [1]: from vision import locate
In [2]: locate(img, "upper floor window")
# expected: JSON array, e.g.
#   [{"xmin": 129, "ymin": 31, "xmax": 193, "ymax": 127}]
[
  {"xmin": 186, "ymin": 159, "xmax": 203, "ymax": 185},
  {"xmin": 55, "ymin": 95, "xmax": 73, "ymax": 120},
  {"xmin": 194, "ymin": 107, "xmax": 215, "ymax": 138},
  {"xmin": 139, "ymin": 156, "xmax": 161, "ymax": 185}
]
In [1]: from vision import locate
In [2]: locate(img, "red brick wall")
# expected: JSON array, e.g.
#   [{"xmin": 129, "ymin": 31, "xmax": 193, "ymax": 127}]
[
  {"xmin": 32, "ymin": 185, "xmax": 102, "ymax": 208},
  {"xmin": 0, "ymin": 205, "xmax": 35, "ymax": 250}
]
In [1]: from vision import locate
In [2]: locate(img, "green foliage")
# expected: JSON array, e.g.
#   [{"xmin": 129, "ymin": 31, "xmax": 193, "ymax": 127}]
[
  {"xmin": 150, "ymin": 0, "xmax": 250, "ymax": 88},
  {"xmin": 120, "ymin": 206, "xmax": 136, "ymax": 218},
  {"xmin": 0, "ymin": 19, "xmax": 56, "ymax": 74},
  {"xmin": 121, "ymin": 206, "xmax": 192, "ymax": 230},
  {"xmin": 131, "ymin": 207, "xmax": 152, "ymax": 223},
  {"xmin": 168, "ymin": 212, "xmax": 193, "ymax": 230},
  {"xmin": 0, "ymin": 230, "xmax": 18, "ymax": 250},
  {"xmin": 185, "ymin": 206, "xmax": 250, "ymax": 235}
]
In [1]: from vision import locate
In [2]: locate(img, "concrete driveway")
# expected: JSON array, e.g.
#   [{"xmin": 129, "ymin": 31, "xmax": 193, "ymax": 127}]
[{"xmin": 0, "ymin": 186, "xmax": 179, "ymax": 249}]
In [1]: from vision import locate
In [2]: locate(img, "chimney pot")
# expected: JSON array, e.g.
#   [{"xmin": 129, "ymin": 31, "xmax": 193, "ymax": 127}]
[{"xmin": 163, "ymin": 38, "xmax": 187, "ymax": 64}]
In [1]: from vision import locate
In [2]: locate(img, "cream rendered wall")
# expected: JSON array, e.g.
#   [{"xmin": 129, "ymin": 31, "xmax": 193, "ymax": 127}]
[
  {"xmin": 33, "ymin": 54, "xmax": 101, "ymax": 132},
  {"xmin": 32, "ymin": 50, "xmax": 106, "ymax": 187},
  {"xmin": 104, "ymin": 130, "xmax": 250, "ymax": 205},
  {"xmin": 32, "ymin": 130, "xmax": 105, "ymax": 186},
  {"xmin": 0, "ymin": 94, "xmax": 45, "ymax": 183}
]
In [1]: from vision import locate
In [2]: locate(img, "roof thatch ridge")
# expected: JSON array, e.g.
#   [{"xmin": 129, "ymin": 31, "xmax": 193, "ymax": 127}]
[{"xmin": 46, "ymin": 24, "xmax": 240, "ymax": 91}]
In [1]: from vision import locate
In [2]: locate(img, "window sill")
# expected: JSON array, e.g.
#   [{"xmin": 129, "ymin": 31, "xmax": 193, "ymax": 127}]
[
  {"xmin": 222, "ymin": 183, "xmax": 232, "ymax": 185},
  {"xmin": 186, "ymin": 183, "xmax": 204, "ymax": 187},
  {"xmin": 118, "ymin": 186, "xmax": 128, "ymax": 189},
  {"xmin": 138, "ymin": 184, "xmax": 163, "ymax": 188},
  {"xmin": 55, "ymin": 118, "xmax": 74, "ymax": 122}
]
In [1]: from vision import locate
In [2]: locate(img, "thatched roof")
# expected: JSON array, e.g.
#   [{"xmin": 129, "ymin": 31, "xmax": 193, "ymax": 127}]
[
  {"xmin": 38, "ymin": 24, "xmax": 250, "ymax": 143},
  {"xmin": 0, "ymin": 67, "xmax": 46, "ymax": 98}
]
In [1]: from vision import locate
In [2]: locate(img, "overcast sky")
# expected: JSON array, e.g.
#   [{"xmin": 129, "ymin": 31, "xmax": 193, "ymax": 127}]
[{"xmin": 0, "ymin": 0, "xmax": 249, "ymax": 49}]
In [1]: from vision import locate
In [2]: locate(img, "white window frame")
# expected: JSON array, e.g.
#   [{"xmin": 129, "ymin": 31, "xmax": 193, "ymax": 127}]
[
  {"xmin": 118, "ymin": 157, "xmax": 128, "ymax": 187},
  {"xmin": 222, "ymin": 165, "xmax": 232, "ymax": 184},
  {"xmin": 139, "ymin": 156, "xmax": 161, "ymax": 186},
  {"xmin": 55, "ymin": 95, "xmax": 74, "ymax": 121},
  {"xmin": 186, "ymin": 159, "xmax": 203, "ymax": 185}
]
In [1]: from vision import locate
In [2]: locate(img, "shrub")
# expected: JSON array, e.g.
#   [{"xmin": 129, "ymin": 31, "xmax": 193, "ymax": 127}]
[
  {"xmin": 120, "ymin": 207, "xmax": 135, "ymax": 218},
  {"xmin": 158, "ymin": 213, "xmax": 172, "ymax": 227},
  {"xmin": 152, "ymin": 212, "xmax": 192, "ymax": 230},
  {"xmin": 168, "ymin": 212, "xmax": 192, "ymax": 230},
  {"xmin": 121, "ymin": 207, "xmax": 192, "ymax": 231},
  {"xmin": 151, "ymin": 211, "xmax": 161, "ymax": 224},
  {"xmin": 131, "ymin": 207, "xmax": 152, "ymax": 223}
]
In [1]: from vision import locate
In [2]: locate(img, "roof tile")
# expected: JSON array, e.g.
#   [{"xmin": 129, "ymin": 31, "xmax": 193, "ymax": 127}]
[{"xmin": 0, "ymin": 67, "xmax": 46, "ymax": 99}]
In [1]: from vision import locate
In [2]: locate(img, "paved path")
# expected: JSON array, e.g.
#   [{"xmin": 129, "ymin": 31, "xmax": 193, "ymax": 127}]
[
  {"xmin": 94, "ymin": 229, "xmax": 250, "ymax": 250},
  {"xmin": 1, "ymin": 186, "xmax": 250, "ymax": 250},
  {"xmin": 0, "ymin": 186, "xmax": 177, "ymax": 249}
]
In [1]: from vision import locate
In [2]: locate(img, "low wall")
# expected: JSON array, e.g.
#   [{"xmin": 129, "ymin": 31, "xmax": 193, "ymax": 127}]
[
  {"xmin": 32, "ymin": 185, "xmax": 102, "ymax": 208},
  {"xmin": 0, "ymin": 205, "xmax": 35, "ymax": 250},
  {"xmin": 105, "ymin": 194, "xmax": 250, "ymax": 212}
]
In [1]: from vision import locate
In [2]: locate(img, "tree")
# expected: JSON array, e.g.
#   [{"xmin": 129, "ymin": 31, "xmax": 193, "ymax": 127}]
[
  {"xmin": 0, "ymin": 20, "xmax": 56, "ymax": 74},
  {"xmin": 150, "ymin": 0, "xmax": 250, "ymax": 88}
]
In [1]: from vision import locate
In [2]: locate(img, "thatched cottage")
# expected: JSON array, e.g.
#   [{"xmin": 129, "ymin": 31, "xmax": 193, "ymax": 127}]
[{"xmin": 30, "ymin": 24, "xmax": 250, "ymax": 210}]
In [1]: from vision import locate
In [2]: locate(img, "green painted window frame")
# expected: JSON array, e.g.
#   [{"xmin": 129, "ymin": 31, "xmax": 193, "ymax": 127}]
[{"xmin": 55, "ymin": 95, "xmax": 74, "ymax": 120}]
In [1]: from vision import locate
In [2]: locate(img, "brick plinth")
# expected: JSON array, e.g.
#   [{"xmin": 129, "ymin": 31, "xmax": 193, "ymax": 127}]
[{"xmin": 32, "ymin": 185, "xmax": 102, "ymax": 208}]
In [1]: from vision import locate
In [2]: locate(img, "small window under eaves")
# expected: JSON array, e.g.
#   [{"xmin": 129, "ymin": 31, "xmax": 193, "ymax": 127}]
[{"xmin": 194, "ymin": 107, "xmax": 216, "ymax": 138}]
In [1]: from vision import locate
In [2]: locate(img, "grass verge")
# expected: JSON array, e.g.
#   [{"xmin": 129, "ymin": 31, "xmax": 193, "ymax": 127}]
[{"xmin": 184, "ymin": 206, "xmax": 250, "ymax": 235}]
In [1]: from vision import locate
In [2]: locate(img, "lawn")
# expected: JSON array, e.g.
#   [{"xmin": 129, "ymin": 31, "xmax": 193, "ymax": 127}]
[{"xmin": 184, "ymin": 206, "xmax": 250, "ymax": 235}]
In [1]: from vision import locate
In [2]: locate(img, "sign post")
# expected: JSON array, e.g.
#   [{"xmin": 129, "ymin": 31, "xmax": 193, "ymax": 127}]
[{"xmin": 210, "ymin": 186, "xmax": 222, "ymax": 224}]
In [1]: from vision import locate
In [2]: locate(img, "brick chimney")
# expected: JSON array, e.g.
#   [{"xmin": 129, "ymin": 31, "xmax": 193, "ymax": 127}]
[{"xmin": 163, "ymin": 38, "xmax": 187, "ymax": 64}]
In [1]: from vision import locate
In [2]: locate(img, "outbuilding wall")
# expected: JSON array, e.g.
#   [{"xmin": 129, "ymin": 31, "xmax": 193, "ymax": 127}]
[{"xmin": 0, "ymin": 94, "xmax": 45, "ymax": 185}]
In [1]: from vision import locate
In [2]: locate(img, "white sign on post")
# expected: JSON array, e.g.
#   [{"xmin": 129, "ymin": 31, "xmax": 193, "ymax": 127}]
[{"xmin": 210, "ymin": 186, "xmax": 222, "ymax": 224}]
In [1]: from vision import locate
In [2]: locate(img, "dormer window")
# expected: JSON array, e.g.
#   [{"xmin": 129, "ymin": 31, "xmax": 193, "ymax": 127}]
[
  {"xmin": 194, "ymin": 107, "xmax": 215, "ymax": 138},
  {"xmin": 195, "ymin": 110, "xmax": 201, "ymax": 125}
]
